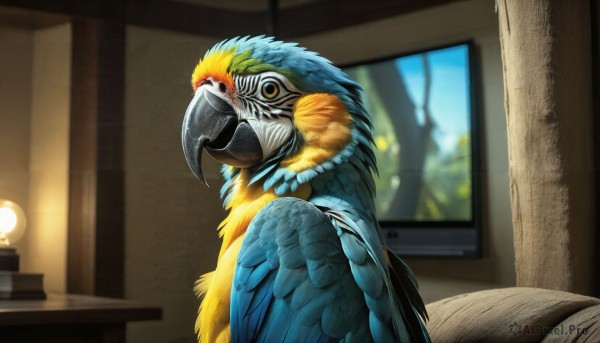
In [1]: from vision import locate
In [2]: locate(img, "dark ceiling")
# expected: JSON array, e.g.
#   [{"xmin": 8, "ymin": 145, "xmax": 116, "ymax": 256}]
[{"xmin": 0, "ymin": 0, "xmax": 460, "ymax": 38}]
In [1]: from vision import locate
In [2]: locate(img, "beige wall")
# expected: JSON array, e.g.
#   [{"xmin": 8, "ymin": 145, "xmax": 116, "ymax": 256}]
[
  {"xmin": 125, "ymin": 28, "xmax": 225, "ymax": 342},
  {"xmin": 25, "ymin": 23, "xmax": 71, "ymax": 293},
  {"xmin": 0, "ymin": 24, "xmax": 33, "ymax": 254},
  {"xmin": 0, "ymin": 22, "xmax": 71, "ymax": 293},
  {"xmin": 125, "ymin": 0, "xmax": 511, "ymax": 341}
]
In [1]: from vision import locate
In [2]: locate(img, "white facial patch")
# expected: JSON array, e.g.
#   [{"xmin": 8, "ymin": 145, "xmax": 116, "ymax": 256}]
[
  {"xmin": 233, "ymin": 72, "xmax": 302, "ymax": 161},
  {"xmin": 244, "ymin": 116, "xmax": 294, "ymax": 159}
]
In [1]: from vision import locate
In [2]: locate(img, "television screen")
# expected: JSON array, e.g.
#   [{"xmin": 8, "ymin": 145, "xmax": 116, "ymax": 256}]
[{"xmin": 343, "ymin": 42, "xmax": 481, "ymax": 257}]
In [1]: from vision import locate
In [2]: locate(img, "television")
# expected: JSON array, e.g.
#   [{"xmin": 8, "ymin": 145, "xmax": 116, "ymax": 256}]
[{"xmin": 342, "ymin": 41, "xmax": 481, "ymax": 257}]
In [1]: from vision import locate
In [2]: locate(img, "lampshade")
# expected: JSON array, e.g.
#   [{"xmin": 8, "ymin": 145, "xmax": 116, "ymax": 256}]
[{"xmin": 0, "ymin": 199, "xmax": 26, "ymax": 246}]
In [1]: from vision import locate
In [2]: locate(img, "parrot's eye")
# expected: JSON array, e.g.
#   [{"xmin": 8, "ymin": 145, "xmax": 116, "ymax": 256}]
[
  {"xmin": 234, "ymin": 72, "xmax": 301, "ymax": 118},
  {"xmin": 260, "ymin": 81, "xmax": 280, "ymax": 99}
]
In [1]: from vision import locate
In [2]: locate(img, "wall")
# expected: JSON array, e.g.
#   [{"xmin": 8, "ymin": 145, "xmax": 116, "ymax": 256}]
[
  {"xmin": 25, "ymin": 23, "xmax": 71, "ymax": 293},
  {"xmin": 124, "ymin": 0, "xmax": 512, "ymax": 341},
  {"xmin": 0, "ymin": 24, "xmax": 33, "ymax": 254},
  {"xmin": 125, "ymin": 28, "xmax": 225, "ymax": 342},
  {"xmin": 0, "ymin": 22, "xmax": 71, "ymax": 293}
]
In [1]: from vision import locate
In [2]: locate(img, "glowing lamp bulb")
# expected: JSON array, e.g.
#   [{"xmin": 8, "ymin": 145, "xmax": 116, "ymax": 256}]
[
  {"xmin": 0, "ymin": 207, "xmax": 17, "ymax": 234},
  {"xmin": 0, "ymin": 200, "xmax": 26, "ymax": 247}
]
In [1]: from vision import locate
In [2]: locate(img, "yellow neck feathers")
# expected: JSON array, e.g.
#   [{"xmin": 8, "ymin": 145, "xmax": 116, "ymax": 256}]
[{"xmin": 217, "ymin": 171, "xmax": 311, "ymax": 259}]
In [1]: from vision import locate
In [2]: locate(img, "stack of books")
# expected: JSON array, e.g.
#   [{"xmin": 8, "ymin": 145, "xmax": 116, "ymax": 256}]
[{"xmin": 0, "ymin": 271, "xmax": 45, "ymax": 300}]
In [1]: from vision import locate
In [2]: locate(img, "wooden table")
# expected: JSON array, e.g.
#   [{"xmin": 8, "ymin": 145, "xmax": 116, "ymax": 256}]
[{"xmin": 0, "ymin": 293, "xmax": 162, "ymax": 342}]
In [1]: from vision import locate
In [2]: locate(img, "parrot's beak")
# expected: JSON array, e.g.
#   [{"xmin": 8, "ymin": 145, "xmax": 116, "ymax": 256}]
[{"xmin": 182, "ymin": 89, "xmax": 263, "ymax": 185}]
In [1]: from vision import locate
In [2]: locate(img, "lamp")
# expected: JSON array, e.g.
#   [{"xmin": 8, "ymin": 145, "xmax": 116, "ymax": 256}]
[
  {"xmin": 0, "ymin": 199, "xmax": 45, "ymax": 299},
  {"xmin": 0, "ymin": 200, "xmax": 26, "ymax": 272},
  {"xmin": 0, "ymin": 199, "xmax": 26, "ymax": 247}
]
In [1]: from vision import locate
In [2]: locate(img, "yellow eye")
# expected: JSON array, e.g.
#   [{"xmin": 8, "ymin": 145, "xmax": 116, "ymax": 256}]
[{"xmin": 261, "ymin": 81, "xmax": 280, "ymax": 99}]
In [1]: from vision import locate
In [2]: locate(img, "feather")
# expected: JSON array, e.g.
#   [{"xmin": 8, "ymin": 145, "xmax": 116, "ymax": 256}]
[
  {"xmin": 273, "ymin": 267, "xmax": 307, "ymax": 298},
  {"xmin": 369, "ymin": 311, "xmax": 398, "ymax": 343},
  {"xmin": 238, "ymin": 244, "xmax": 267, "ymax": 268},
  {"xmin": 305, "ymin": 258, "xmax": 344, "ymax": 287},
  {"xmin": 279, "ymin": 242, "xmax": 304, "ymax": 269},
  {"xmin": 322, "ymin": 304, "xmax": 354, "ymax": 338},
  {"xmin": 274, "ymin": 181, "xmax": 290, "ymax": 196},
  {"xmin": 249, "ymin": 163, "xmax": 278, "ymax": 185},
  {"xmin": 387, "ymin": 249, "xmax": 428, "ymax": 321},
  {"xmin": 244, "ymin": 262, "xmax": 272, "ymax": 291},
  {"xmin": 266, "ymin": 247, "xmax": 279, "ymax": 269},
  {"xmin": 345, "ymin": 316, "xmax": 373, "ymax": 343},
  {"xmin": 296, "ymin": 168, "xmax": 319, "ymax": 185},
  {"xmin": 289, "ymin": 273, "xmax": 324, "ymax": 311},
  {"xmin": 349, "ymin": 260, "xmax": 384, "ymax": 298},
  {"xmin": 339, "ymin": 233, "xmax": 367, "ymax": 264},
  {"xmin": 364, "ymin": 289, "xmax": 392, "ymax": 322},
  {"xmin": 295, "ymin": 288, "xmax": 335, "ymax": 325}
]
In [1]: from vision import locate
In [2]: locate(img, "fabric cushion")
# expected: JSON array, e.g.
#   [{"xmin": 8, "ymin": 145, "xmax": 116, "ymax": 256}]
[
  {"xmin": 543, "ymin": 304, "xmax": 600, "ymax": 342},
  {"xmin": 426, "ymin": 287, "xmax": 600, "ymax": 342}
]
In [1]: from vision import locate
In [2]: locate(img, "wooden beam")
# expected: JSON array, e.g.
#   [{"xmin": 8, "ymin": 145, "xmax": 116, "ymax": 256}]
[
  {"xmin": 497, "ymin": 0, "xmax": 594, "ymax": 294},
  {"xmin": 591, "ymin": 0, "xmax": 600, "ymax": 296},
  {"xmin": 68, "ymin": 18, "xmax": 125, "ymax": 298},
  {"xmin": 0, "ymin": 0, "xmax": 457, "ymax": 39},
  {"xmin": 68, "ymin": 18, "xmax": 98, "ymax": 296}
]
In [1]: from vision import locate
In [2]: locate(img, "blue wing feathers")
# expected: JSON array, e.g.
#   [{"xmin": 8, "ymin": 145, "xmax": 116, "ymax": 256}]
[
  {"xmin": 305, "ymin": 258, "xmax": 344, "ymax": 288},
  {"xmin": 232, "ymin": 198, "xmax": 369, "ymax": 342},
  {"xmin": 232, "ymin": 270, "xmax": 275, "ymax": 342},
  {"xmin": 266, "ymin": 247, "xmax": 279, "ymax": 269},
  {"xmin": 295, "ymin": 288, "xmax": 335, "ymax": 325},
  {"xmin": 247, "ymin": 278, "xmax": 273, "ymax": 315},
  {"xmin": 349, "ymin": 259, "xmax": 384, "ymax": 297},
  {"xmin": 364, "ymin": 290, "xmax": 392, "ymax": 322},
  {"xmin": 339, "ymin": 234, "xmax": 367, "ymax": 264},
  {"xmin": 244, "ymin": 262, "xmax": 272, "ymax": 291},
  {"xmin": 313, "ymin": 192, "xmax": 430, "ymax": 343},
  {"xmin": 279, "ymin": 242, "xmax": 305, "ymax": 269},
  {"xmin": 235, "ymin": 265, "xmax": 252, "ymax": 286},
  {"xmin": 273, "ymin": 267, "xmax": 307, "ymax": 298},
  {"xmin": 238, "ymin": 245, "xmax": 267, "ymax": 268},
  {"xmin": 231, "ymin": 196, "xmax": 428, "ymax": 343},
  {"xmin": 257, "ymin": 301, "xmax": 292, "ymax": 343},
  {"xmin": 304, "ymin": 323, "xmax": 337, "ymax": 343},
  {"xmin": 369, "ymin": 312, "xmax": 397, "ymax": 343},
  {"xmin": 322, "ymin": 306, "xmax": 353, "ymax": 338},
  {"xmin": 289, "ymin": 277, "xmax": 327, "ymax": 312},
  {"xmin": 344, "ymin": 315, "xmax": 372, "ymax": 343},
  {"xmin": 274, "ymin": 224, "xmax": 298, "ymax": 246}
]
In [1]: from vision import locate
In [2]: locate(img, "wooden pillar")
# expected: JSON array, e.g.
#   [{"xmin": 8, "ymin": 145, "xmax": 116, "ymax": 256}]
[
  {"xmin": 497, "ymin": 0, "xmax": 594, "ymax": 294},
  {"xmin": 592, "ymin": 0, "xmax": 600, "ymax": 296},
  {"xmin": 67, "ymin": 18, "xmax": 125, "ymax": 298}
]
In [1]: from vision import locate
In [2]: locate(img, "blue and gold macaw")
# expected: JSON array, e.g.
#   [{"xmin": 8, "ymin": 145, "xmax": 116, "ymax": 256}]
[{"xmin": 182, "ymin": 36, "xmax": 430, "ymax": 343}]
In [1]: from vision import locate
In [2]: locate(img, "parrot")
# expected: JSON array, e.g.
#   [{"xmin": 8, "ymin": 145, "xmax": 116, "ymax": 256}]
[{"xmin": 182, "ymin": 36, "xmax": 430, "ymax": 343}]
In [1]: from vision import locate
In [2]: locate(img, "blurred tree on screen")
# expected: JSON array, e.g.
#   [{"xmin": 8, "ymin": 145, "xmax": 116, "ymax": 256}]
[{"xmin": 344, "ymin": 47, "xmax": 471, "ymax": 222}]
